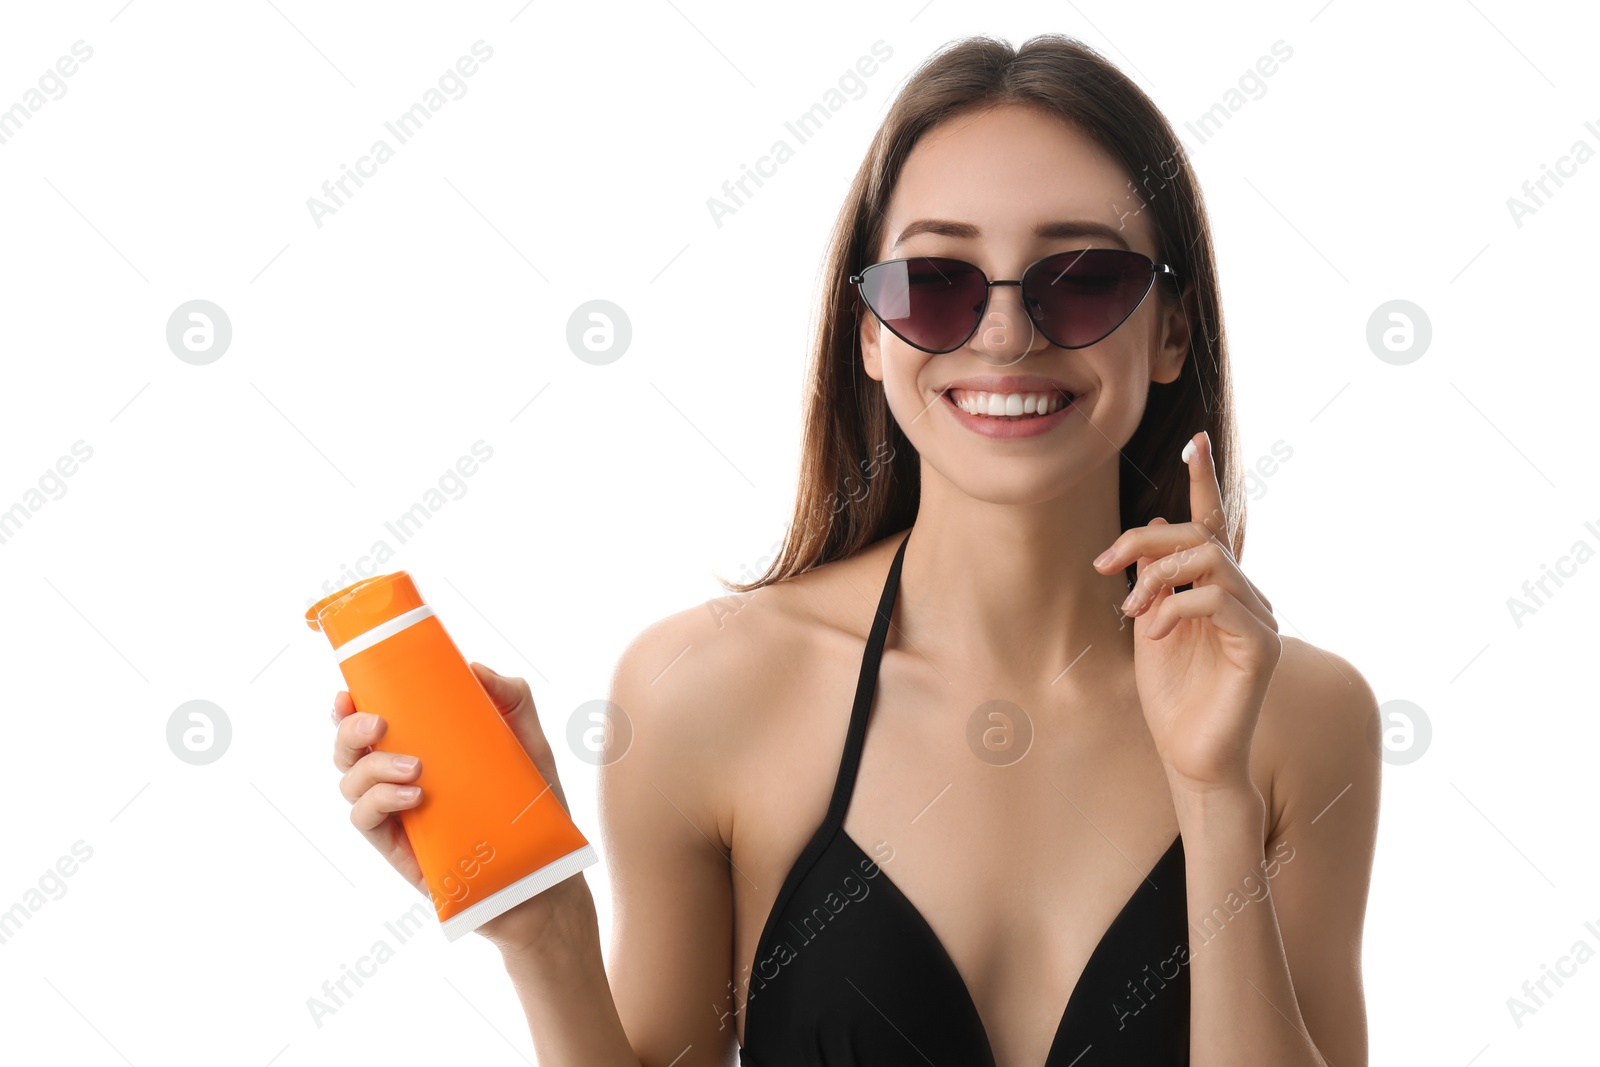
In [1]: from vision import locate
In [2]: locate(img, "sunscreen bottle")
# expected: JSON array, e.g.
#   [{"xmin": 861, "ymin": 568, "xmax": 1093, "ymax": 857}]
[{"xmin": 305, "ymin": 572, "xmax": 597, "ymax": 941}]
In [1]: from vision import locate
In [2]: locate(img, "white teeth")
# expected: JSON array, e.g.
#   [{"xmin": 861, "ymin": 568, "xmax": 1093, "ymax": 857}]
[{"xmin": 947, "ymin": 388, "xmax": 1071, "ymax": 418}]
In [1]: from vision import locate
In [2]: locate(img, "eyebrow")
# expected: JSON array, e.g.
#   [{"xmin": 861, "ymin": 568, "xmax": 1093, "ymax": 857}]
[{"xmin": 889, "ymin": 218, "xmax": 1132, "ymax": 252}]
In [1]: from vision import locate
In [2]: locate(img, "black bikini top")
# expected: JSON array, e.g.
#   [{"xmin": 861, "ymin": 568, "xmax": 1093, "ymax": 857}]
[{"xmin": 738, "ymin": 527, "xmax": 1190, "ymax": 1065}]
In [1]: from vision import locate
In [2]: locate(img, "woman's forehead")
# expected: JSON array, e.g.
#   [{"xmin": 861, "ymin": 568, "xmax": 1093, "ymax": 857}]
[{"xmin": 881, "ymin": 104, "xmax": 1156, "ymax": 259}]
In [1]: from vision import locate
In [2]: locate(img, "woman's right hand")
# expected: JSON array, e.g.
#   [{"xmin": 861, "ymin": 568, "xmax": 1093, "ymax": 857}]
[
  {"xmin": 330, "ymin": 662, "xmax": 590, "ymax": 955},
  {"xmin": 332, "ymin": 690, "xmax": 428, "ymax": 895}
]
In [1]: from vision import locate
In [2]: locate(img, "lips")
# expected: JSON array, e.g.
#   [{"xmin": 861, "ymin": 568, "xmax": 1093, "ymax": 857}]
[
  {"xmin": 937, "ymin": 386, "xmax": 1082, "ymax": 438},
  {"xmin": 935, "ymin": 373, "xmax": 1080, "ymax": 419},
  {"xmin": 946, "ymin": 387, "xmax": 1071, "ymax": 417}
]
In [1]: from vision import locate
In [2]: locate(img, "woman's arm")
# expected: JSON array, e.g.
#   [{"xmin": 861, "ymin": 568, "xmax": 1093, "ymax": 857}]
[
  {"xmin": 1179, "ymin": 638, "xmax": 1382, "ymax": 1067},
  {"xmin": 498, "ymin": 875, "xmax": 640, "ymax": 1066},
  {"xmin": 1098, "ymin": 431, "xmax": 1381, "ymax": 1064}
]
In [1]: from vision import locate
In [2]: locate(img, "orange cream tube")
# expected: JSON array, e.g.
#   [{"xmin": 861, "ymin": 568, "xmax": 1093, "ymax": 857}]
[{"xmin": 305, "ymin": 572, "xmax": 597, "ymax": 941}]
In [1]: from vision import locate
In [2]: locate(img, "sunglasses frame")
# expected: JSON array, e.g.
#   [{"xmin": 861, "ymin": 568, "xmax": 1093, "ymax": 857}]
[{"xmin": 849, "ymin": 248, "xmax": 1180, "ymax": 355}]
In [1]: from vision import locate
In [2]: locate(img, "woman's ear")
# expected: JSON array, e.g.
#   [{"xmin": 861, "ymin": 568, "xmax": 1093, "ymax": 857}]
[
  {"xmin": 860, "ymin": 307, "xmax": 885, "ymax": 382},
  {"xmin": 1151, "ymin": 282, "xmax": 1196, "ymax": 385}
]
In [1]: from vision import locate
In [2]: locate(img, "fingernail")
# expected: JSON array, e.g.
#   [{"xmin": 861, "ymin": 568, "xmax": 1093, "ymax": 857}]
[
  {"xmin": 1121, "ymin": 590, "xmax": 1139, "ymax": 613},
  {"xmin": 360, "ymin": 714, "xmax": 380, "ymax": 735},
  {"xmin": 1093, "ymin": 548, "xmax": 1115, "ymax": 568},
  {"xmin": 394, "ymin": 756, "xmax": 418, "ymax": 773},
  {"xmin": 1181, "ymin": 437, "xmax": 1196, "ymax": 464},
  {"xmin": 397, "ymin": 786, "xmax": 420, "ymax": 801}
]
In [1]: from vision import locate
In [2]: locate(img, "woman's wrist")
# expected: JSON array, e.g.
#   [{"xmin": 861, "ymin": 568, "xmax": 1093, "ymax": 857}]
[
  {"xmin": 495, "ymin": 873, "xmax": 642, "ymax": 1066},
  {"xmin": 493, "ymin": 873, "xmax": 600, "ymax": 975},
  {"xmin": 1166, "ymin": 771, "xmax": 1267, "ymax": 844}
]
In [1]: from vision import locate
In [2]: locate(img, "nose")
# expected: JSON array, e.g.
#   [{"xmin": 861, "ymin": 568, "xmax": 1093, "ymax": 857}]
[{"xmin": 972, "ymin": 281, "xmax": 1044, "ymax": 367}]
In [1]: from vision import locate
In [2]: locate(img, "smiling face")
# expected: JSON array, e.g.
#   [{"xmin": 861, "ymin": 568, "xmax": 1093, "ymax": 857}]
[{"xmin": 860, "ymin": 103, "xmax": 1193, "ymax": 506}]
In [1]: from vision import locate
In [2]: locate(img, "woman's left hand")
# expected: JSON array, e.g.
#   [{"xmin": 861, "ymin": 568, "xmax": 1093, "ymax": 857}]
[{"xmin": 1092, "ymin": 430, "xmax": 1282, "ymax": 795}]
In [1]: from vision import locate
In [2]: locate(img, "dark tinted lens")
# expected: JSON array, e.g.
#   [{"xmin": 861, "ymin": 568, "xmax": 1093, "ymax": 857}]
[
  {"xmin": 1023, "ymin": 249, "xmax": 1155, "ymax": 349},
  {"xmin": 859, "ymin": 257, "xmax": 988, "ymax": 353}
]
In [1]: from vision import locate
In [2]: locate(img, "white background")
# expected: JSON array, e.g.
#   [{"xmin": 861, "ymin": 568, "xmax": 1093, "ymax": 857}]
[{"xmin": 1, "ymin": 0, "xmax": 1596, "ymax": 1063}]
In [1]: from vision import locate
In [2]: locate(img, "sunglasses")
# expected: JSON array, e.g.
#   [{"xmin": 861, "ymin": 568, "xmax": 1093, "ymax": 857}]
[{"xmin": 850, "ymin": 248, "xmax": 1179, "ymax": 355}]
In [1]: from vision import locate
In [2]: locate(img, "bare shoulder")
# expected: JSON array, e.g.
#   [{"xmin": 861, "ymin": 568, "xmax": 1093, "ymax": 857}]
[
  {"xmin": 599, "ymin": 538, "xmax": 896, "ymax": 848},
  {"xmin": 589, "ymin": 541, "xmax": 902, "ymax": 1058},
  {"xmin": 1253, "ymin": 634, "xmax": 1384, "ymax": 844}
]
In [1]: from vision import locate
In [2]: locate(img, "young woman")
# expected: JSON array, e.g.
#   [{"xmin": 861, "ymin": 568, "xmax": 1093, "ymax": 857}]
[{"xmin": 331, "ymin": 34, "xmax": 1380, "ymax": 1067}]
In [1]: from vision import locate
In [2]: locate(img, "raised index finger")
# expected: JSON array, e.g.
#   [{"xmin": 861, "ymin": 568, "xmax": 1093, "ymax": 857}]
[{"xmin": 1183, "ymin": 429, "xmax": 1229, "ymax": 545}]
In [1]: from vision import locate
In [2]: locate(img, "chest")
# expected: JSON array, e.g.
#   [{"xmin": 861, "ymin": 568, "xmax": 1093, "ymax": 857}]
[
  {"xmin": 733, "ymin": 668, "xmax": 1186, "ymax": 1064},
  {"xmin": 735, "ymin": 813, "xmax": 1190, "ymax": 1067}
]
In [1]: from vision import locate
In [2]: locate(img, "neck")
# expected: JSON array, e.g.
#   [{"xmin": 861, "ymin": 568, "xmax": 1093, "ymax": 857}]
[{"xmin": 896, "ymin": 458, "xmax": 1135, "ymax": 685}]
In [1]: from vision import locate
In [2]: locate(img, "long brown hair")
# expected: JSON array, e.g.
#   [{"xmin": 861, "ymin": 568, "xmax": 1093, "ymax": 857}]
[{"xmin": 720, "ymin": 33, "xmax": 1243, "ymax": 594}]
